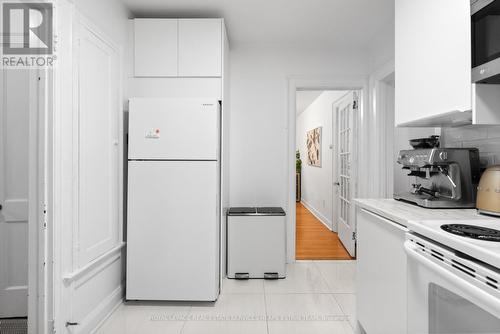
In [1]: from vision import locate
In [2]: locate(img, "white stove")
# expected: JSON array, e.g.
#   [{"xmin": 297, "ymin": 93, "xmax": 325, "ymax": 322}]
[
  {"xmin": 406, "ymin": 218, "xmax": 500, "ymax": 268},
  {"xmin": 404, "ymin": 217, "xmax": 500, "ymax": 334}
]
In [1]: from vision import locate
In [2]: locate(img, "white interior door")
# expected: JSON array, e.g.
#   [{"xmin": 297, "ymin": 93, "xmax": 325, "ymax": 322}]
[
  {"xmin": 0, "ymin": 69, "xmax": 30, "ymax": 318},
  {"xmin": 334, "ymin": 91, "xmax": 358, "ymax": 257}
]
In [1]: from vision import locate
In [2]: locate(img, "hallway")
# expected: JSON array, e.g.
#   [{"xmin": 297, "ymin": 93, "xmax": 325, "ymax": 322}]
[{"xmin": 296, "ymin": 203, "xmax": 353, "ymax": 260}]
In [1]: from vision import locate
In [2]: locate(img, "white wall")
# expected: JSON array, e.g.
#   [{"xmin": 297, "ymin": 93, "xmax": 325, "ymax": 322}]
[
  {"xmin": 367, "ymin": 19, "xmax": 395, "ymax": 73},
  {"xmin": 74, "ymin": 0, "xmax": 130, "ymax": 46},
  {"xmin": 296, "ymin": 91, "xmax": 348, "ymax": 230},
  {"xmin": 229, "ymin": 46, "xmax": 368, "ymax": 210}
]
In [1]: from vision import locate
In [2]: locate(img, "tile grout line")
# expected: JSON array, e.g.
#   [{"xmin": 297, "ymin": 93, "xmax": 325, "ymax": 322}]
[
  {"xmin": 330, "ymin": 293, "xmax": 355, "ymax": 331},
  {"xmin": 313, "ymin": 261, "xmax": 335, "ymax": 293},
  {"xmin": 263, "ymin": 283, "xmax": 270, "ymax": 334},
  {"xmin": 314, "ymin": 260, "xmax": 357, "ymax": 331},
  {"xmin": 314, "ymin": 260, "xmax": 357, "ymax": 294},
  {"xmin": 177, "ymin": 305, "xmax": 191, "ymax": 334}
]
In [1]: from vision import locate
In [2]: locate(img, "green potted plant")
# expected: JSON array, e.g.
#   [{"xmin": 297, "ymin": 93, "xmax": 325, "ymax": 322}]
[
  {"xmin": 296, "ymin": 150, "xmax": 302, "ymax": 173},
  {"xmin": 296, "ymin": 150, "xmax": 302, "ymax": 202}
]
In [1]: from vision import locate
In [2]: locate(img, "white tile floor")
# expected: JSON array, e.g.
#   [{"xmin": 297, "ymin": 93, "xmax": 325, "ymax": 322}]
[{"xmin": 95, "ymin": 261, "xmax": 357, "ymax": 334}]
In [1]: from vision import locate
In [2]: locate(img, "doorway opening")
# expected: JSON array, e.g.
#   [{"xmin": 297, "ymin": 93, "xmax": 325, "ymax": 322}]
[{"xmin": 295, "ymin": 90, "xmax": 359, "ymax": 260}]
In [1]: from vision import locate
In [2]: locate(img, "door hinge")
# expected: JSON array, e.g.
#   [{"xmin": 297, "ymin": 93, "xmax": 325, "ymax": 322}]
[
  {"xmin": 352, "ymin": 232, "xmax": 357, "ymax": 241},
  {"xmin": 43, "ymin": 202, "xmax": 48, "ymax": 229}
]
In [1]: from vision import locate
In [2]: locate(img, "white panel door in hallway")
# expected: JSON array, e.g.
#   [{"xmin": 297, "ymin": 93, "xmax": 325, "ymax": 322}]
[
  {"xmin": 334, "ymin": 91, "xmax": 359, "ymax": 257},
  {"xmin": 0, "ymin": 69, "xmax": 30, "ymax": 318}
]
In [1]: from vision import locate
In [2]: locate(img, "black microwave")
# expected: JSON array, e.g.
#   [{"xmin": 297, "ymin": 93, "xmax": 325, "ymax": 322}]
[{"xmin": 471, "ymin": 0, "xmax": 500, "ymax": 83}]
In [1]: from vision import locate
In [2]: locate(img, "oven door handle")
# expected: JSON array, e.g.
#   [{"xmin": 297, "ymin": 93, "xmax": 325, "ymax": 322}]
[{"xmin": 404, "ymin": 241, "xmax": 500, "ymax": 319}]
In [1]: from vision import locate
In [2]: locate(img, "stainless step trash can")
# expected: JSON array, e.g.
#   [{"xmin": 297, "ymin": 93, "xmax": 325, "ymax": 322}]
[{"xmin": 227, "ymin": 207, "xmax": 286, "ymax": 279}]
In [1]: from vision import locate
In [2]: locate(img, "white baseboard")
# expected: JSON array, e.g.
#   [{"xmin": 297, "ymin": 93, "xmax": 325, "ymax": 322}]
[
  {"xmin": 84, "ymin": 285, "xmax": 124, "ymax": 334},
  {"xmin": 300, "ymin": 199, "xmax": 333, "ymax": 231}
]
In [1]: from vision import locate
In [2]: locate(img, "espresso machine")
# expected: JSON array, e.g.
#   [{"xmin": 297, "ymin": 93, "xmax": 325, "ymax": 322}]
[{"xmin": 394, "ymin": 147, "xmax": 481, "ymax": 208}]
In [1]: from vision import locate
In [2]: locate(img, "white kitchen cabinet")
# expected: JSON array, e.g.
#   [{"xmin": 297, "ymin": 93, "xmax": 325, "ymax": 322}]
[
  {"xmin": 178, "ymin": 19, "xmax": 222, "ymax": 77},
  {"xmin": 357, "ymin": 208, "xmax": 408, "ymax": 334},
  {"xmin": 134, "ymin": 19, "xmax": 178, "ymax": 77},
  {"xmin": 395, "ymin": 0, "xmax": 472, "ymax": 127},
  {"xmin": 133, "ymin": 18, "xmax": 223, "ymax": 78},
  {"xmin": 472, "ymin": 83, "xmax": 500, "ymax": 124}
]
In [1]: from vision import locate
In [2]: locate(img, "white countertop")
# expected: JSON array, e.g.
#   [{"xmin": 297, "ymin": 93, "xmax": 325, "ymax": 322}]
[
  {"xmin": 354, "ymin": 198, "xmax": 500, "ymax": 268},
  {"xmin": 354, "ymin": 198, "xmax": 485, "ymax": 227}
]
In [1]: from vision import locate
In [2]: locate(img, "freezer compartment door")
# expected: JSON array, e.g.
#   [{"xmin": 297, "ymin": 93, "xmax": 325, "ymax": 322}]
[
  {"xmin": 128, "ymin": 98, "xmax": 219, "ymax": 160},
  {"xmin": 126, "ymin": 160, "xmax": 220, "ymax": 301}
]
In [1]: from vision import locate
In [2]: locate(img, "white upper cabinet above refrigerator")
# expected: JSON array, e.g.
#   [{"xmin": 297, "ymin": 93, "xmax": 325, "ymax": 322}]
[
  {"xmin": 133, "ymin": 18, "xmax": 223, "ymax": 78},
  {"xmin": 178, "ymin": 19, "xmax": 222, "ymax": 77},
  {"xmin": 395, "ymin": 0, "xmax": 472, "ymax": 127},
  {"xmin": 134, "ymin": 19, "xmax": 178, "ymax": 77}
]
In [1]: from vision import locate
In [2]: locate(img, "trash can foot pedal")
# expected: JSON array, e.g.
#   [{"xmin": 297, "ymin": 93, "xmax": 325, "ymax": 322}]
[
  {"xmin": 264, "ymin": 272, "xmax": 279, "ymax": 280},
  {"xmin": 234, "ymin": 273, "xmax": 250, "ymax": 280}
]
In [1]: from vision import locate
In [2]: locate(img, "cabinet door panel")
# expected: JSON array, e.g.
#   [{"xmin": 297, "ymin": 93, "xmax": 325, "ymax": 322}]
[
  {"xmin": 357, "ymin": 209, "xmax": 408, "ymax": 334},
  {"xmin": 134, "ymin": 19, "xmax": 178, "ymax": 77},
  {"xmin": 395, "ymin": 0, "xmax": 471, "ymax": 126},
  {"xmin": 178, "ymin": 19, "xmax": 222, "ymax": 77}
]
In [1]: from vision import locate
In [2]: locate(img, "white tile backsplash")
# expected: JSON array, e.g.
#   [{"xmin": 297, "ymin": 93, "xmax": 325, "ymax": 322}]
[{"xmin": 441, "ymin": 125, "xmax": 500, "ymax": 168}]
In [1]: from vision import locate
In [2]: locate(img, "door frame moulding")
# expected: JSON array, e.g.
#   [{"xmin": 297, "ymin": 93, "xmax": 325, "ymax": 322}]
[
  {"xmin": 28, "ymin": 67, "xmax": 50, "ymax": 334},
  {"xmin": 287, "ymin": 75, "xmax": 369, "ymax": 262},
  {"xmin": 50, "ymin": 1, "xmax": 75, "ymax": 332},
  {"xmin": 368, "ymin": 60, "xmax": 395, "ymax": 198}
]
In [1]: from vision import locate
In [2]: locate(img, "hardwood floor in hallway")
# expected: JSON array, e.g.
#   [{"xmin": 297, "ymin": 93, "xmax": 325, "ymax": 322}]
[{"xmin": 296, "ymin": 202, "xmax": 354, "ymax": 260}]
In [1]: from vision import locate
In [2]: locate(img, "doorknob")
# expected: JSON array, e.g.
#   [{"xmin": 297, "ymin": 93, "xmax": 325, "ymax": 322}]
[{"xmin": 333, "ymin": 182, "xmax": 340, "ymax": 186}]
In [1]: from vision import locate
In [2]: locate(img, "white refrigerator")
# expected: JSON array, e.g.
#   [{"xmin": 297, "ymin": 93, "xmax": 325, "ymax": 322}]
[{"xmin": 126, "ymin": 98, "xmax": 220, "ymax": 301}]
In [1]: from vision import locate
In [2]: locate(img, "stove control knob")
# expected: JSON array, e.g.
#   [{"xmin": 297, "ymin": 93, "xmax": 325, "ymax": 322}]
[{"xmin": 439, "ymin": 152, "xmax": 448, "ymax": 161}]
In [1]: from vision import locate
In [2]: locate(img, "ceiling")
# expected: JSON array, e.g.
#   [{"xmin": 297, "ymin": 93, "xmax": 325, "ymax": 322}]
[{"xmin": 121, "ymin": 0, "xmax": 395, "ymax": 49}]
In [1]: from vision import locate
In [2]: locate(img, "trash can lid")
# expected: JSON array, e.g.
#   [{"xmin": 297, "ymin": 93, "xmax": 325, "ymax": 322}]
[
  {"xmin": 256, "ymin": 207, "xmax": 286, "ymax": 216},
  {"xmin": 228, "ymin": 207, "xmax": 257, "ymax": 215}
]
